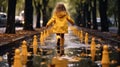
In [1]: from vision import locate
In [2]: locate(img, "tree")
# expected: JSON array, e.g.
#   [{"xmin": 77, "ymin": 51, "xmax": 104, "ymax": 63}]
[
  {"xmin": 42, "ymin": 0, "xmax": 49, "ymax": 26},
  {"xmin": 23, "ymin": 0, "xmax": 34, "ymax": 30},
  {"xmin": 33, "ymin": 0, "xmax": 42, "ymax": 28},
  {"xmin": 16, "ymin": 0, "xmax": 25, "ymax": 15},
  {"xmin": 5, "ymin": 0, "xmax": 17, "ymax": 34},
  {"xmin": 107, "ymin": 0, "xmax": 118, "ymax": 26},
  {"xmin": 75, "ymin": 3, "xmax": 81, "ymax": 26},
  {"xmin": 0, "ymin": 0, "xmax": 8, "ymax": 12},
  {"xmin": 117, "ymin": 0, "xmax": 120, "ymax": 63},
  {"xmin": 117, "ymin": 0, "xmax": 120, "ymax": 36},
  {"xmin": 99, "ymin": 0, "xmax": 109, "ymax": 32},
  {"xmin": 86, "ymin": 0, "xmax": 92, "ymax": 28},
  {"xmin": 78, "ymin": 0, "xmax": 86, "ymax": 27},
  {"xmin": 82, "ymin": 1, "xmax": 87, "ymax": 27},
  {"xmin": 91, "ymin": 0, "xmax": 98, "ymax": 30}
]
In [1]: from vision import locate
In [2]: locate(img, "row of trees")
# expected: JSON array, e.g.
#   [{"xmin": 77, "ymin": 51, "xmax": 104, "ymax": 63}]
[
  {"xmin": 4, "ymin": 0, "xmax": 50, "ymax": 34},
  {"xmin": 74, "ymin": 0, "xmax": 120, "ymax": 35},
  {"xmin": 0, "ymin": 0, "xmax": 120, "ymax": 35}
]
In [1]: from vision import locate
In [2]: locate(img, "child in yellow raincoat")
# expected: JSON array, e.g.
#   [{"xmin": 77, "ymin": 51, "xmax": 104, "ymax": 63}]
[{"xmin": 46, "ymin": 3, "xmax": 75, "ymax": 55}]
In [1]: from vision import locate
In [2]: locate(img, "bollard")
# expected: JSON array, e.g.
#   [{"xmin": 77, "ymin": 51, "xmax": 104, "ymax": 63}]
[
  {"xmin": 43, "ymin": 30, "xmax": 46, "ymax": 41},
  {"xmin": 84, "ymin": 33, "xmax": 89, "ymax": 56},
  {"xmin": 33, "ymin": 35, "xmax": 38, "ymax": 55},
  {"xmin": 101, "ymin": 45, "xmax": 110, "ymax": 67},
  {"xmin": 40, "ymin": 32, "xmax": 45, "ymax": 46},
  {"xmin": 80, "ymin": 30, "xmax": 83, "ymax": 43},
  {"xmin": 21, "ymin": 40, "xmax": 28, "ymax": 65},
  {"xmin": 13, "ymin": 49, "xmax": 22, "ymax": 67},
  {"xmin": 84, "ymin": 33, "xmax": 88, "ymax": 45},
  {"xmin": 90, "ymin": 37, "xmax": 96, "ymax": 61}
]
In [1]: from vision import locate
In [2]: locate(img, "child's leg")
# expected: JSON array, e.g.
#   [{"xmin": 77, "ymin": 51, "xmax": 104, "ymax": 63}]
[
  {"xmin": 60, "ymin": 34, "xmax": 65, "ymax": 55},
  {"xmin": 56, "ymin": 34, "xmax": 61, "ymax": 55},
  {"xmin": 56, "ymin": 33, "xmax": 65, "ymax": 56},
  {"xmin": 60, "ymin": 34, "xmax": 64, "ymax": 46}
]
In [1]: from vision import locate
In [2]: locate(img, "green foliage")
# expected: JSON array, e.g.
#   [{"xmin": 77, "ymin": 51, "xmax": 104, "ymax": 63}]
[
  {"xmin": 0, "ymin": 0, "xmax": 25, "ymax": 15},
  {"xmin": 47, "ymin": 0, "xmax": 82, "ymax": 17},
  {"xmin": 16, "ymin": 0, "xmax": 25, "ymax": 15},
  {"xmin": 67, "ymin": 0, "xmax": 80, "ymax": 16},
  {"xmin": 107, "ymin": 0, "xmax": 118, "ymax": 17},
  {"xmin": 0, "ymin": 0, "xmax": 8, "ymax": 12}
]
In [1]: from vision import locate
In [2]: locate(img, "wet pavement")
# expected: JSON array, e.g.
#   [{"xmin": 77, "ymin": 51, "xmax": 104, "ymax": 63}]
[
  {"xmin": 0, "ymin": 26, "xmax": 119, "ymax": 67},
  {"xmin": 34, "ymin": 27, "xmax": 102, "ymax": 67},
  {"xmin": 42, "ymin": 27, "xmax": 86, "ymax": 49},
  {"xmin": 0, "ymin": 27, "xmax": 93, "ymax": 67},
  {"xmin": 37, "ymin": 26, "xmax": 119, "ymax": 67}
]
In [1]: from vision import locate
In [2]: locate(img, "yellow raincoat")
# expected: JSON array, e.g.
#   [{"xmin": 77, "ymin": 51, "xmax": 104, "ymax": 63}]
[{"xmin": 46, "ymin": 11, "xmax": 74, "ymax": 33}]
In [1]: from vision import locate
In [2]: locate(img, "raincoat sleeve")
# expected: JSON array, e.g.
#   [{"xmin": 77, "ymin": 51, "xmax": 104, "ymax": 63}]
[
  {"xmin": 46, "ymin": 15, "xmax": 55, "ymax": 27},
  {"xmin": 67, "ymin": 15, "xmax": 75, "ymax": 25}
]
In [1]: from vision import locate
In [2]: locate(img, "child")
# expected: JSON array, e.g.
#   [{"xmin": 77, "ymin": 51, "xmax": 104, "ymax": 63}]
[{"xmin": 46, "ymin": 3, "xmax": 75, "ymax": 55}]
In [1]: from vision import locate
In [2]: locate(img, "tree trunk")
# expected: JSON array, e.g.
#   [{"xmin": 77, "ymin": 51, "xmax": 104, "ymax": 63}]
[
  {"xmin": 118, "ymin": 0, "xmax": 120, "ymax": 62},
  {"xmin": 83, "ymin": 3, "xmax": 87, "ymax": 27},
  {"xmin": 86, "ymin": 0, "xmax": 91, "ymax": 28},
  {"xmin": 42, "ymin": 0, "xmax": 49, "ymax": 26},
  {"xmin": 80, "ymin": 2, "xmax": 86, "ymax": 27},
  {"xmin": 114, "ymin": 13, "xmax": 117, "ymax": 27},
  {"xmin": 75, "ymin": 4, "xmax": 81, "ymax": 26},
  {"xmin": 99, "ymin": 0, "xmax": 109, "ymax": 32},
  {"xmin": 5, "ymin": 0, "xmax": 16, "ymax": 34},
  {"xmin": 36, "ymin": 8, "xmax": 41, "ymax": 28},
  {"xmin": 33, "ymin": 0, "xmax": 42, "ymax": 28},
  {"xmin": 117, "ymin": 0, "xmax": 120, "ymax": 35},
  {"xmin": 42, "ymin": 8, "xmax": 47, "ymax": 26},
  {"xmin": 24, "ymin": 0, "xmax": 34, "ymax": 30},
  {"xmin": 92, "ymin": 0, "xmax": 98, "ymax": 30},
  {"xmin": 75, "ymin": 14, "xmax": 81, "ymax": 26}
]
